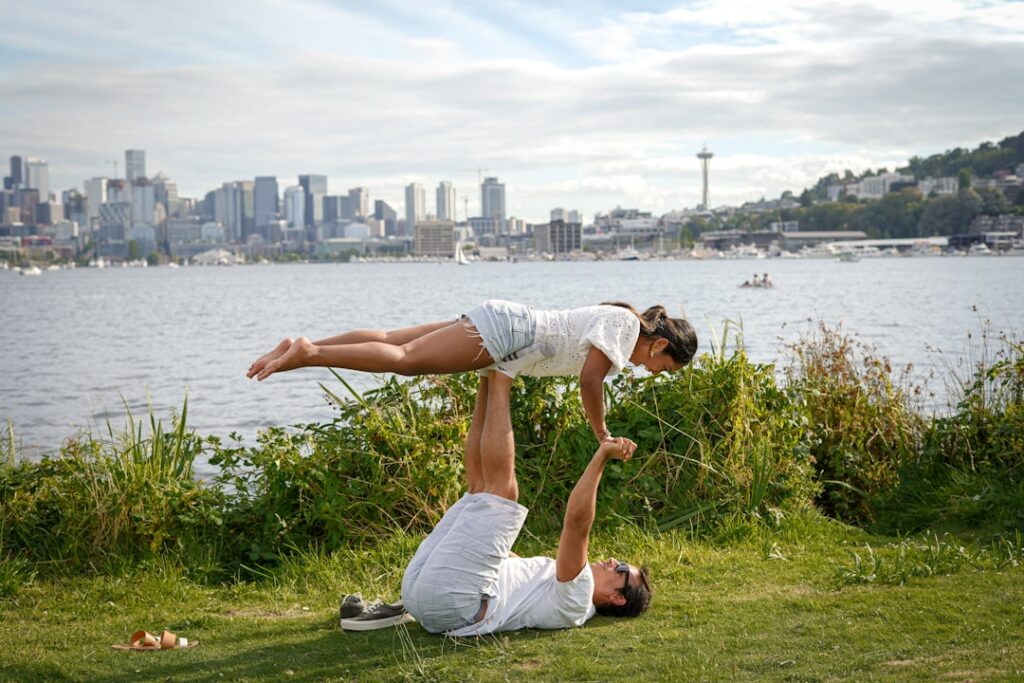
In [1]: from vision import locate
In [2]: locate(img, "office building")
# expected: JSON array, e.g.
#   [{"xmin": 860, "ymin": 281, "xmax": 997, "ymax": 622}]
[
  {"xmin": 415, "ymin": 219, "xmax": 456, "ymax": 257},
  {"xmin": 348, "ymin": 187, "xmax": 369, "ymax": 218},
  {"xmin": 405, "ymin": 182, "xmax": 426, "ymax": 230},
  {"xmin": 126, "ymin": 150, "xmax": 146, "ymax": 183},
  {"xmin": 322, "ymin": 195, "xmax": 344, "ymax": 224},
  {"xmin": 84, "ymin": 177, "xmax": 107, "ymax": 224},
  {"xmin": 9, "ymin": 156, "xmax": 24, "ymax": 187},
  {"xmin": 25, "ymin": 158, "xmax": 50, "ymax": 202},
  {"xmin": 436, "ymin": 181, "xmax": 456, "ymax": 220},
  {"xmin": 254, "ymin": 176, "xmax": 280, "ymax": 231},
  {"xmin": 152, "ymin": 173, "xmax": 179, "ymax": 220},
  {"xmin": 535, "ymin": 219, "xmax": 582, "ymax": 255},
  {"xmin": 132, "ymin": 181, "xmax": 157, "ymax": 227},
  {"xmin": 481, "ymin": 176, "xmax": 506, "ymax": 228},
  {"xmin": 374, "ymin": 199, "xmax": 397, "ymax": 236},
  {"xmin": 298, "ymin": 174, "xmax": 327, "ymax": 230},
  {"xmin": 284, "ymin": 186, "xmax": 305, "ymax": 228}
]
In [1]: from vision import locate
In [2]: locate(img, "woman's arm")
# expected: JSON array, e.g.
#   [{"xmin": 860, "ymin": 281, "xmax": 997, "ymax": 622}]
[{"xmin": 580, "ymin": 346, "xmax": 614, "ymax": 442}]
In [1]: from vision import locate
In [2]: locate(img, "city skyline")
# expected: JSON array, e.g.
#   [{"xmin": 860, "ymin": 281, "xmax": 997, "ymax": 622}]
[{"xmin": 1, "ymin": 1, "xmax": 1022, "ymax": 221}]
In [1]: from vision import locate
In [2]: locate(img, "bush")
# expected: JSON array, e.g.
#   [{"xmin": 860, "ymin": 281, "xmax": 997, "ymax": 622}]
[{"xmin": 784, "ymin": 324, "xmax": 921, "ymax": 523}]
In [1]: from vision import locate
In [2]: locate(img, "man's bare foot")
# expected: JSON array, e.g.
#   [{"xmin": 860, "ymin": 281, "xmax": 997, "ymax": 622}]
[
  {"xmin": 247, "ymin": 338, "xmax": 294, "ymax": 379},
  {"xmin": 256, "ymin": 336, "xmax": 315, "ymax": 381}
]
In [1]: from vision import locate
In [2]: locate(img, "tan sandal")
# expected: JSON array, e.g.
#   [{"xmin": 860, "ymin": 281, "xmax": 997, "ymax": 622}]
[{"xmin": 112, "ymin": 629, "xmax": 198, "ymax": 651}]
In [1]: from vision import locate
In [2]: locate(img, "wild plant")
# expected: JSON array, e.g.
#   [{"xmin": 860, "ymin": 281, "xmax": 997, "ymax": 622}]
[{"xmin": 784, "ymin": 322, "xmax": 922, "ymax": 523}]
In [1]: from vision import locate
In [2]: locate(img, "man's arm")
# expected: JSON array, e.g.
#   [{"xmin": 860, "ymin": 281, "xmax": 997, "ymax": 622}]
[{"xmin": 555, "ymin": 437, "xmax": 636, "ymax": 582}]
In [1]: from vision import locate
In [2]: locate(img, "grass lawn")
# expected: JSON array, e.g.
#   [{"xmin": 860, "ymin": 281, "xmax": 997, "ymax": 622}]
[{"xmin": 1, "ymin": 515, "xmax": 1021, "ymax": 682}]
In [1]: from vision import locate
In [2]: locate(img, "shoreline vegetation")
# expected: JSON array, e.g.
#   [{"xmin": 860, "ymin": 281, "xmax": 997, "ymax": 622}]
[{"xmin": 1, "ymin": 323, "xmax": 1022, "ymax": 680}]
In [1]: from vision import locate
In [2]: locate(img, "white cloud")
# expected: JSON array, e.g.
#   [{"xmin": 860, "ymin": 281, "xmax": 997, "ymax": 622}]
[{"xmin": 0, "ymin": 1, "xmax": 1020, "ymax": 221}]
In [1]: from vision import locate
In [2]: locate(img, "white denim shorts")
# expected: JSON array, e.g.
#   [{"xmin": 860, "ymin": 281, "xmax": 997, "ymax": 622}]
[
  {"xmin": 463, "ymin": 300, "xmax": 539, "ymax": 376},
  {"xmin": 401, "ymin": 493, "xmax": 528, "ymax": 634}
]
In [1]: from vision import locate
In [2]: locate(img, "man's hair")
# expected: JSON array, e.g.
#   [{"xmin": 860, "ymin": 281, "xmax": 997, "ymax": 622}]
[{"xmin": 596, "ymin": 564, "xmax": 652, "ymax": 618}]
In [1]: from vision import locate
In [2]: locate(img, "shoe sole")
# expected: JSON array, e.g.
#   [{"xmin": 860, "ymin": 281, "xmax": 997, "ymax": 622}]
[{"xmin": 340, "ymin": 613, "xmax": 415, "ymax": 631}]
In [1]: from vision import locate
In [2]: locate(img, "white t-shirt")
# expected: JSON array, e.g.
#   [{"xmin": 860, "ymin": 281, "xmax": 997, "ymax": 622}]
[
  {"xmin": 516, "ymin": 305, "xmax": 641, "ymax": 378},
  {"xmin": 447, "ymin": 557, "xmax": 597, "ymax": 636}
]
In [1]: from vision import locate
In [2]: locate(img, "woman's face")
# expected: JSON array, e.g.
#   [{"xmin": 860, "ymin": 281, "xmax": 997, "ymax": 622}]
[
  {"xmin": 638, "ymin": 338, "xmax": 685, "ymax": 375},
  {"xmin": 640, "ymin": 350, "xmax": 684, "ymax": 375}
]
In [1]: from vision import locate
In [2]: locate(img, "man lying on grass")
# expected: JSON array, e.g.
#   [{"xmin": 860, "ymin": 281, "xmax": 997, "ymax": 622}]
[{"xmin": 401, "ymin": 371, "xmax": 651, "ymax": 636}]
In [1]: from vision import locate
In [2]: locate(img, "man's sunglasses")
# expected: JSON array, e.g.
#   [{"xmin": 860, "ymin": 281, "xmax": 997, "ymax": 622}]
[{"xmin": 615, "ymin": 561, "xmax": 630, "ymax": 589}]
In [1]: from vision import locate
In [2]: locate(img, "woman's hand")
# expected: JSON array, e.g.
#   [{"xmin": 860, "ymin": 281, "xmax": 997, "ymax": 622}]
[{"xmin": 597, "ymin": 436, "xmax": 637, "ymax": 462}]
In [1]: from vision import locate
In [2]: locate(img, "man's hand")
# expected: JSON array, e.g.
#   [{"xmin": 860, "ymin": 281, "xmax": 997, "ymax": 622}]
[{"xmin": 597, "ymin": 436, "xmax": 636, "ymax": 462}]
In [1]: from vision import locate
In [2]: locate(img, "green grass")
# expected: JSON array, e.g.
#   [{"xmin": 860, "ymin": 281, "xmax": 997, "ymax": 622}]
[{"xmin": 1, "ymin": 515, "xmax": 1021, "ymax": 682}]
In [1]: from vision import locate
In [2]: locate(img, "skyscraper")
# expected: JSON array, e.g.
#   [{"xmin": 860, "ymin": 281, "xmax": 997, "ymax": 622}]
[
  {"xmin": 374, "ymin": 199, "xmax": 397, "ymax": 236},
  {"xmin": 24, "ymin": 158, "xmax": 49, "ymax": 202},
  {"xmin": 254, "ymin": 176, "xmax": 280, "ymax": 231},
  {"xmin": 436, "ymin": 181, "xmax": 456, "ymax": 220},
  {"xmin": 126, "ymin": 150, "xmax": 146, "ymax": 184},
  {"xmin": 298, "ymin": 174, "xmax": 327, "ymax": 231},
  {"xmin": 347, "ymin": 187, "xmax": 369, "ymax": 218},
  {"xmin": 9, "ymin": 156, "xmax": 24, "ymax": 187},
  {"xmin": 284, "ymin": 186, "xmax": 305, "ymax": 228},
  {"xmin": 481, "ymin": 177, "xmax": 506, "ymax": 230},
  {"xmin": 405, "ymin": 182, "xmax": 426, "ymax": 231}
]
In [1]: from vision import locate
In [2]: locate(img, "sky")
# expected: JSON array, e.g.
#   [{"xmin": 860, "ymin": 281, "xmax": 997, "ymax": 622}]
[{"xmin": 1, "ymin": 0, "xmax": 1022, "ymax": 223}]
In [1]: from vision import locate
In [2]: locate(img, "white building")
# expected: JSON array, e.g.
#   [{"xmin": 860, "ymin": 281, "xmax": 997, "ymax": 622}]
[
  {"xmin": 918, "ymin": 177, "xmax": 958, "ymax": 196},
  {"xmin": 436, "ymin": 181, "xmax": 456, "ymax": 220},
  {"xmin": 348, "ymin": 187, "xmax": 369, "ymax": 218},
  {"xmin": 283, "ymin": 186, "xmax": 305, "ymax": 228},
  {"xmin": 845, "ymin": 172, "xmax": 914, "ymax": 200},
  {"xmin": 85, "ymin": 177, "xmax": 107, "ymax": 224},
  {"xmin": 25, "ymin": 158, "xmax": 50, "ymax": 201},
  {"xmin": 405, "ymin": 182, "xmax": 426, "ymax": 229}
]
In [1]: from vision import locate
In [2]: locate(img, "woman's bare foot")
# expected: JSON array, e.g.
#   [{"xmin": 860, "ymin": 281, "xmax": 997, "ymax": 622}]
[
  {"xmin": 256, "ymin": 336, "xmax": 315, "ymax": 381},
  {"xmin": 247, "ymin": 338, "xmax": 293, "ymax": 379}
]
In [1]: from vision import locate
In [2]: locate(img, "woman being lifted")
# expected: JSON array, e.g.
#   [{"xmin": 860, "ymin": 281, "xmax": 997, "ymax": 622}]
[{"xmin": 247, "ymin": 300, "xmax": 697, "ymax": 444}]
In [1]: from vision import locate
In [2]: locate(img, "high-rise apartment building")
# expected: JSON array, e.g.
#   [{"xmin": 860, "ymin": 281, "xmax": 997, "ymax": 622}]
[
  {"xmin": 254, "ymin": 176, "xmax": 280, "ymax": 230},
  {"xmin": 347, "ymin": 187, "xmax": 369, "ymax": 218},
  {"xmin": 126, "ymin": 150, "xmax": 146, "ymax": 184},
  {"xmin": 481, "ymin": 177, "xmax": 506, "ymax": 229},
  {"xmin": 298, "ymin": 174, "xmax": 327, "ymax": 230},
  {"xmin": 405, "ymin": 182, "xmax": 426, "ymax": 231},
  {"xmin": 436, "ymin": 181, "xmax": 456, "ymax": 220},
  {"xmin": 284, "ymin": 186, "xmax": 305, "ymax": 229},
  {"xmin": 25, "ymin": 158, "xmax": 50, "ymax": 202}
]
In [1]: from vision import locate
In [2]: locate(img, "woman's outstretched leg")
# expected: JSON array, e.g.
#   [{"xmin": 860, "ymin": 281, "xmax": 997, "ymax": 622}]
[
  {"xmin": 247, "ymin": 320, "xmax": 453, "ymax": 379},
  {"xmin": 254, "ymin": 320, "xmax": 494, "ymax": 380}
]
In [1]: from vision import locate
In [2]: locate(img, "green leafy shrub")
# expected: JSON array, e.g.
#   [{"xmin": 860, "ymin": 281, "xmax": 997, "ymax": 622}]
[{"xmin": 785, "ymin": 324, "xmax": 922, "ymax": 523}]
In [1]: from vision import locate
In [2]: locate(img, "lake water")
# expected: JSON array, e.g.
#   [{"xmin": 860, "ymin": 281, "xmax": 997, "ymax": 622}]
[{"xmin": 2, "ymin": 257, "xmax": 1021, "ymax": 472}]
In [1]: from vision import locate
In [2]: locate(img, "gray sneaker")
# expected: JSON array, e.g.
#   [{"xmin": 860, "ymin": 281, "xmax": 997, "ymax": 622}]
[
  {"xmin": 340, "ymin": 600, "xmax": 414, "ymax": 631},
  {"xmin": 339, "ymin": 594, "xmax": 367, "ymax": 622}
]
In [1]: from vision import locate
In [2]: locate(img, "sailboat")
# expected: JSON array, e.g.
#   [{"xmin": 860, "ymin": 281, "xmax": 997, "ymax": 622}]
[{"xmin": 455, "ymin": 242, "xmax": 471, "ymax": 266}]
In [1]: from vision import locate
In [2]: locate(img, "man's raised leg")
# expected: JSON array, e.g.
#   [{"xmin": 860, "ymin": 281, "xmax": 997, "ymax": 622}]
[{"xmin": 480, "ymin": 372, "xmax": 517, "ymax": 502}]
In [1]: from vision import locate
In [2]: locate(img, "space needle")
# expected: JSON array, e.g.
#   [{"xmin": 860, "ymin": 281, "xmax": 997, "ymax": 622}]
[{"xmin": 697, "ymin": 144, "xmax": 713, "ymax": 210}]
